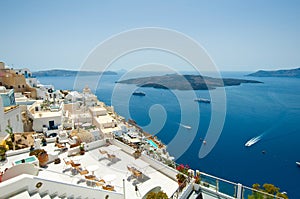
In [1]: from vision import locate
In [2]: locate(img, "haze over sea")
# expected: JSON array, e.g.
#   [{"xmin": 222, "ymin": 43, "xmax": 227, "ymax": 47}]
[{"xmin": 38, "ymin": 71, "xmax": 300, "ymax": 198}]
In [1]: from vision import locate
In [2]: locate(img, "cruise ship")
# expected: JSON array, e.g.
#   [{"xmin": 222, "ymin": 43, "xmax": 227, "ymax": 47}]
[{"xmin": 194, "ymin": 98, "xmax": 210, "ymax": 103}]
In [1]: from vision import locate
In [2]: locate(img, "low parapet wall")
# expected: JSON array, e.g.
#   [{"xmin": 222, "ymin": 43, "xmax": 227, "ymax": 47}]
[
  {"xmin": 111, "ymin": 139, "xmax": 178, "ymax": 181},
  {"xmin": 1, "ymin": 164, "xmax": 39, "ymax": 182},
  {"xmin": 140, "ymin": 153, "xmax": 178, "ymax": 181},
  {"xmin": 0, "ymin": 174, "xmax": 124, "ymax": 199},
  {"xmin": 6, "ymin": 147, "xmax": 30, "ymax": 157},
  {"xmin": 111, "ymin": 139, "xmax": 135, "ymax": 154}
]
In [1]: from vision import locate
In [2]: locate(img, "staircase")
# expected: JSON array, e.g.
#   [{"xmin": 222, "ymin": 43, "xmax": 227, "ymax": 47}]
[{"xmin": 8, "ymin": 190, "xmax": 69, "ymax": 199}]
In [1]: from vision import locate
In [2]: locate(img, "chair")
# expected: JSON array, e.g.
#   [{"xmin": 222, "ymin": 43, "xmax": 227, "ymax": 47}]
[
  {"xmin": 99, "ymin": 149, "xmax": 107, "ymax": 154},
  {"xmin": 55, "ymin": 143, "xmax": 65, "ymax": 149},
  {"xmin": 63, "ymin": 158, "xmax": 72, "ymax": 165},
  {"xmin": 70, "ymin": 161, "xmax": 81, "ymax": 168},
  {"xmin": 133, "ymin": 169, "xmax": 142, "ymax": 178},
  {"xmin": 102, "ymin": 184, "xmax": 115, "ymax": 191},
  {"xmin": 76, "ymin": 167, "xmax": 89, "ymax": 175},
  {"xmin": 63, "ymin": 158, "xmax": 72, "ymax": 170},
  {"xmin": 107, "ymin": 153, "xmax": 116, "ymax": 161},
  {"xmin": 95, "ymin": 179, "xmax": 106, "ymax": 187},
  {"xmin": 85, "ymin": 175, "xmax": 96, "ymax": 180}
]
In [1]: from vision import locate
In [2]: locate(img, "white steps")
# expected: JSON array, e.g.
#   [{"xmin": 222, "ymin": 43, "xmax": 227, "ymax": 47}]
[
  {"xmin": 9, "ymin": 190, "xmax": 67, "ymax": 199},
  {"xmin": 30, "ymin": 193, "xmax": 42, "ymax": 199},
  {"xmin": 41, "ymin": 194, "xmax": 51, "ymax": 199},
  {"xmin": 9, "ymin": 191, "xmax": 30, "ymax": 199}
]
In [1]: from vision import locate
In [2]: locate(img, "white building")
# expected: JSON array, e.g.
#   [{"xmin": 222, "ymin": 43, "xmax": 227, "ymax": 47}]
[
  {"xmin": 28, "ymin": 101, "xmax": 63, "ymax": 132},
  {"xmin": 89, "ymin": 106, "xmax": 119, "ymax": 138},
  {"xmin": 65, "ymin": 86, "xmax": 98, "ymax": 107},
  {"xmin": 0, "ymin": 94, "xmax": 23, "ymax": 137},
  {"xmin": 36, "ymin": 83, "xmax": 63, "ymax": 101}
]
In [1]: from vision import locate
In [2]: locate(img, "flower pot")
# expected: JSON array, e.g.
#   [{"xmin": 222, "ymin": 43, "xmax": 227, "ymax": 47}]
[
  {"xmin": 178, "ymin": 181, "xmax": 186, "ymax": 189},
  {"xmin": 38, "ymin": 152, "xmax": 49, "ymax": 167},
  {"xmin": 194, "ymin": 183, "xmax": 200, "ymax": 191}
]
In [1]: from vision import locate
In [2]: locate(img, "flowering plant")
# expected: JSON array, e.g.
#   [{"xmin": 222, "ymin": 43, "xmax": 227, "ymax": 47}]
[
  {"xmin": 194, "ymin": 170, "xmax": 201, "ymax": 184},
  {"xmin": 176, "ymin": 164, "xmax": 189, "ymax": 184},
  {"xmin": 176, "ymin": 164, "xmax": 189, "ymax": 175}
]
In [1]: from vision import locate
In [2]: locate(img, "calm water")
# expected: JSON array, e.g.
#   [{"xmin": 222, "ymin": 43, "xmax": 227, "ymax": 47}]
[{"xmin": 38, "ymin": 72, "xmax": 300, "ymax": 198}]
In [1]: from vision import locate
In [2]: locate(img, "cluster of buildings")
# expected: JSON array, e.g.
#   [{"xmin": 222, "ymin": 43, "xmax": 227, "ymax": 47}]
[{"xmin": 0, "ymin": 62, "xmax": 119, "ymax": 140}]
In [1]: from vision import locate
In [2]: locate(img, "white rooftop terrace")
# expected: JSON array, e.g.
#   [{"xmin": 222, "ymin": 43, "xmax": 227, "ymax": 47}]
[
  {"xmin": 1, "ymin": 141, "xmax": 178, "ymax": 198},
  {"xmin": 32, "ymin": 111, "xmax": 62, "ymax": 118}
]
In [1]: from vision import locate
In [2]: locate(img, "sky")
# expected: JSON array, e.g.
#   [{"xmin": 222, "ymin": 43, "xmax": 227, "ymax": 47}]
[{"xmin": 0, "ymin": 0, "xmax": 300, "ymax": 72}]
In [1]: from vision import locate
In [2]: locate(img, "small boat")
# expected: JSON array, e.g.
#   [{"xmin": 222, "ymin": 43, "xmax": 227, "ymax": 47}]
[
  {"xmin": 194, "ymin": 98, "xmax": 210, "ymax": 103},
  {"xmin": 245, "ymin": 136, "xmax": 261, "ymax": 147},
  {"xmin": 296, "ymin": 162, "xmax": 300, "ymax": 167},
  {"xmin": 132, "ymin": 91, "xmax": 146, "ymax": 96}
]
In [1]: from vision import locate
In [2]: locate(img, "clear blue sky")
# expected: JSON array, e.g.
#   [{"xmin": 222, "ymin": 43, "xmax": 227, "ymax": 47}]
[{"xmin": 0, "ymin": 0, "xmax": 300, "ymax": 71}]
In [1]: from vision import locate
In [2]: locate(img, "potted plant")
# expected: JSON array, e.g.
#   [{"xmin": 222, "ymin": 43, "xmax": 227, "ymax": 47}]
[
  {"xmin": 176, "ymin": 173, "xmax": 187, "ymax": 188},
  {"xmin": 194, "ymin": 174, "xmax": 201, "ymax": 191},
  {"xmin": 5, "ymin": 126, "xmax": 15, "ymax": 150},
  {"xmin": 133, "ymin": 149, "xmax": 141, "ymax": 159},
  {"xmin": 146, "ymin": 191, "xmax": 168, "ymax": 199},
  {"xmin": 41, "ymin": 137, "xmax": 47, "ymax": 146},
  {"xmin": 0, "ymin": 145, "xmax": 7, "ymax": 162},
  {"xmin": 30, "ymin": 149, "xmax": 49, "ymax": 167},
  {"xmin": 176, "ymin": 164, "xmax": 189, "ymax": 175},
  {"xmin": 79, "ymin": 143, "xmax": 85, "ymax": 155}
]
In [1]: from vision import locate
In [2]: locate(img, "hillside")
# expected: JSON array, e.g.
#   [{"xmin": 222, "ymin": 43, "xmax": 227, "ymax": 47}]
[
  {"xmin": 32, "ymin": 69, "xmax": 117, "ymax": 77},
  {"xmin": 247, "ymin": 68, "xmax": 300, "ymax": 77}
]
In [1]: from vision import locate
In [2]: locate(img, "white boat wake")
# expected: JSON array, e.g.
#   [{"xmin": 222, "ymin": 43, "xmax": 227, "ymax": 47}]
[
  {"xmin": 179, "ymin": 123, "xmax": 192, "ymax": 130},
  {"xmin": 245, "ymin": 135, "xmax": 262, "ymax": 147}
]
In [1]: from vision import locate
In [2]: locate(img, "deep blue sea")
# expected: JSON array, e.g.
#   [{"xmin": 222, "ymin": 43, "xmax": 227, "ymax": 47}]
[{"xmin": 38, "ymin": 72, "xmax": 300, "ymax": 198}]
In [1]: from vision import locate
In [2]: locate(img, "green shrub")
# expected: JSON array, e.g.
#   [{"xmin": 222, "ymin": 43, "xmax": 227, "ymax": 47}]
[{"xmin": 146, "ymin": 191, "xmax": 168, "ymax": 199}]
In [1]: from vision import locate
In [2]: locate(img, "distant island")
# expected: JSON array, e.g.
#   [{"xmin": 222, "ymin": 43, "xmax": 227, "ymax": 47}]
[
  {"xmin": 247, "ymin": 68, "xmax": 300, "ymax": 78},
  {"xmin": 32, "ymin": 69, "xmax": 117, "ymax": 77},
  {"xmin": 117, "ymin": 74, "xmax": 262, "ymax": 90}
]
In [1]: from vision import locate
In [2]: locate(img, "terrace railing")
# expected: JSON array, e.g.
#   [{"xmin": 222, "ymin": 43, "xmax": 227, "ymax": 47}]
[{"xmin": 171, "ymin": 162, "xmax": 286, "ymax": 199}]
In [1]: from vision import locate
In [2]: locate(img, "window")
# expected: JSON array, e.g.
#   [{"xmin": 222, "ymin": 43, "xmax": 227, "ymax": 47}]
[
  {"xmin": 8, "ymin": 119, "xmax": 11, "ymax": 126},
  {"xmin": 16, "ymin": 114, "xmax": 19, "ymax": 122}
]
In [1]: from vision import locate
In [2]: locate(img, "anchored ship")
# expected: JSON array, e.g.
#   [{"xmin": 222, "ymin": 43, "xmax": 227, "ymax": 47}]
[{"xmin": 194, "ymin": 98, "xmax": 210, "ymax": 103}]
